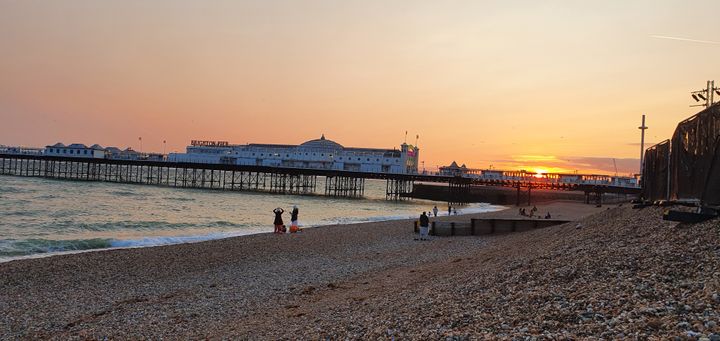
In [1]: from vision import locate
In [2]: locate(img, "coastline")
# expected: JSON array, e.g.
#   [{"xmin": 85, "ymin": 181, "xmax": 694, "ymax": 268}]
[
  {"xmin": 0, "ymin": 201, "xmax": 505, "ymax": 263},
  {"xmin": 0, "ymin": 201, "xmax": 607, "ymax": 339}
]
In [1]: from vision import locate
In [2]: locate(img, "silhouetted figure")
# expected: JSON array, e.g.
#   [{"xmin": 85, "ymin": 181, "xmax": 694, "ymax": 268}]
[
  {"xmin": 418, "ymin": 212, "xmax": 430, "ymax": 241},
  {"xmin": 273, "ymin": 207, "xmax": 284, "ymax": 234},
  {"xmin": 290, "ymin": 205, "xmax": 300, "ymax": 233},
  {"xmin": 432, "ymin": 206, "xmax": 438, "ymax": 217},
  {"xmin": 545, "ymin": 212, "xmax": 551, "ymax": 219}
]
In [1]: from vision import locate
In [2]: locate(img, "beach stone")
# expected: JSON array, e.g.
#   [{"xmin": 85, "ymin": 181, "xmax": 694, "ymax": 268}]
[
  {"xmin": 709, "ymin": 334, "xmax": 720, "ymax": 341},
  {"xmin": 688, "ymin": 331, "xmax": 702, "ymax": 338},
  {"xmin": 707, "ymin": 321, "xmax": 717, "ymax": 329},
  {"xmin": 677, "ymin": 322, "xmax": 690, "ymax": 329}
]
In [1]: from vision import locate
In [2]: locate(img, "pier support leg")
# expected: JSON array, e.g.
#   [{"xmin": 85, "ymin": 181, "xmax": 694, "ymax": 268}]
[{"xmin": 527, "ymin": 185, "xmax": 532, "ymax": 206}]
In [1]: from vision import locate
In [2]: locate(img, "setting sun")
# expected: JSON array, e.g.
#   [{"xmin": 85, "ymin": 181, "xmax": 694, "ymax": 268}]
[{"xmin": 533, "ymin": 168, "xmax": 548, "ymax": 178}]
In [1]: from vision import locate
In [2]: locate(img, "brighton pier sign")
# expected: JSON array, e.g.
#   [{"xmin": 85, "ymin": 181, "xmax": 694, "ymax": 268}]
[{"xmin": 191, "ymin": 140, "xmax": 230, "ymax": 147}]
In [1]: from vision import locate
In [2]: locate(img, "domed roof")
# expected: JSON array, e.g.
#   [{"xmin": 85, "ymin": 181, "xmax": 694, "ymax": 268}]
[{"xmin": 299, "ymin": 134, "xmax": 343, "ymax": 150}]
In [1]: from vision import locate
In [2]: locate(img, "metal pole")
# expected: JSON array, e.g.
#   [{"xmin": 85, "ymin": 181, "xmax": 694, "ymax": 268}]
[
  {"xmin": 666, "ymin": 144, "xmax": 671, "ymax": 200},
  {"xmin": 711, "ymin": 80, "xmax": 715, "ymax": 106},
  {"xmin": 639, "ymin": 114, "xmax": 648, "ymax": 175}
]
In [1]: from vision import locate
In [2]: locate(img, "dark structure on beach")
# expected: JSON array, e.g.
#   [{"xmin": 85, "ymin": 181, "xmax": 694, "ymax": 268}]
[{"xmin": 642, "ymin": 103, "xmax": 720, "ymax": 207}]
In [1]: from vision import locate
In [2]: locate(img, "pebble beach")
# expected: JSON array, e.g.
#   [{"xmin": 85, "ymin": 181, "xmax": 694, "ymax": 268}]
[{"xmin": 1, "ymin": 202, "xmax": 718, "ymax": 339}]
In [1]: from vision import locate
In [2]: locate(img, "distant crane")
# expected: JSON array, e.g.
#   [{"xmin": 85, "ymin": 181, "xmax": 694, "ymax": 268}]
[{"xmin": 613, "ymin": 158, "xmax": 618, "ymax": 177}]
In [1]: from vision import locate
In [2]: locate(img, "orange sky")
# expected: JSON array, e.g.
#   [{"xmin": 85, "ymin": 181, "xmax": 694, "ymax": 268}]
[{"xmin": 1, "ymin": 0, "xmax": 719, "ymax": 175}]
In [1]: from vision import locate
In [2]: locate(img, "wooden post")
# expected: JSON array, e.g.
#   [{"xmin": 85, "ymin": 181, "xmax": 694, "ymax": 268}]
[
  {"xmin": 431, "ymin": 221, "xmax": 436, "ymax": 236},
  {"xmin": 414, "ymin": 220, "xmax": 418, "ymax": 233},
  {"xmin": 471, "ymin": 219, "xmax": 476, "ymax": 235},
  {"xmin": 451, "ymin": 222, "xmax": 455, "ymax": 236},
  {"xmin": 527, "ymin": 185, "xmax": 532, "ymax": 206}
]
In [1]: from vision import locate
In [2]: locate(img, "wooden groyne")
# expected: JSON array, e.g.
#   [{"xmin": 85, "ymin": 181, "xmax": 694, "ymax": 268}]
[{"xmin": 414, "ymin": 218, "xmax": 571, "ymax": 236}]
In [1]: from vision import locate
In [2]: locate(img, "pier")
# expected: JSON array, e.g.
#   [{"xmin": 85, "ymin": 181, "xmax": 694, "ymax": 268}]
[{"xmin": 0, "ymin": 153, "xmax": 640, "ymax": 203}]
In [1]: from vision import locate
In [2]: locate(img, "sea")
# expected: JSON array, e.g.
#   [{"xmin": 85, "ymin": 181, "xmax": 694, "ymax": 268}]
[{"xmin": 0, "ymin": 175, "xmax": 504, "ymax": 261}]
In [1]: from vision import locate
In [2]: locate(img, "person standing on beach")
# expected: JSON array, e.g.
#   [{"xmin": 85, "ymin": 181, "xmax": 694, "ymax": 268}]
[
  {"xmin": 273, "ymin": 207, "xmax": 284, "ymax": 234},
  {"xmin": 448, "ymin": 204, "xmax": 451, "ymax": 216},
  {"xmin": 418, "ymin": 212, "xmax": 430, "ymax": 240},
  {"xmin": 289, "ymin": 205, "xmax": 300, "ymax": 233},
  {"xmin": 432, "ymin": 206, "xmax": 438, "ymax": 217}
]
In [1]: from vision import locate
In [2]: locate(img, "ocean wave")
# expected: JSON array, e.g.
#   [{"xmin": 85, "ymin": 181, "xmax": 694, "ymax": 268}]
[
  {"xmin": 162, "ymin": 196, "xmax": 195, "ymax": 202},
  {"xmin": 0, "ymin": 231, "xmax": 249, "ymax": 259},
  {"xmin": 208, "ymin": 221, "xmax": 246, "ymax": 228},
  {"xmin": 109, "ymin": 232, "xmax": 244, "ymax": 248},
  {"xmin": 0, "ymin": 186, "xmax": 32, "ymax": 194},
  {"xmin": 0, "ymin": 238, "xmax": 113, "ymax": 257},
  {"xmin": 109, "ymin": 190, "xmax": 143, "ymax": 197},
  {"xmin": 38, "ymin": 220, "xmax": 190, "ymax": 232},
  {"xmin": 3, "ymin": 210, "xmax": 42, "ymax": 217}
]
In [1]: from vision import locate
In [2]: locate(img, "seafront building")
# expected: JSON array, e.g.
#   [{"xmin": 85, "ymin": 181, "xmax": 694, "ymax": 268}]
[
  {"xmin": 2, "ymin": 137, "xmax": 419, "ymax": 174},
  {"xmin": 42, "ymin": 143, "xmax": 164, "ymax": 161},
  {"xmin": 168, "ymin": 135, "xmax": 421, "ymax": 174},
  {"xmin": 45, "ymin": 143, "xmax": 107, "ymax": 158},
  {"xmin": 0, "ymin": 145, "xmax": 44, "ymax": 155}
]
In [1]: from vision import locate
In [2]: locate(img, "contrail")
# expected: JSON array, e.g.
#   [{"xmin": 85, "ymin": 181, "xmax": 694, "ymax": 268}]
[{"xmin": 651, "ymin": 35, "xmax": 720, "ymax": 45}]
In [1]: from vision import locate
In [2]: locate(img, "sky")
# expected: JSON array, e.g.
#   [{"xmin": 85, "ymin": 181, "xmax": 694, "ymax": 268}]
[{"xmin": 1, "ymin": 0, "xmax": 719, "ymax": 175}]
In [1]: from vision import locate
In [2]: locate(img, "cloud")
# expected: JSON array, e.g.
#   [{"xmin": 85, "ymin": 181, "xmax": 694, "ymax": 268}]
[{"xmin": 650, "ymin": 35, "xmax": 720, "ymax": 45}]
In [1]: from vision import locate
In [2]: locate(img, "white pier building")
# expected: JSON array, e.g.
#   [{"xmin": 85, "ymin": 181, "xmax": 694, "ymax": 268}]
[
  {"xmin": 168, "ymin": 135, "xmax": 420, "ymax": 174},
  {"xmin": 45, "ymin": 143, "xmax": 107, "ymax": 158}
]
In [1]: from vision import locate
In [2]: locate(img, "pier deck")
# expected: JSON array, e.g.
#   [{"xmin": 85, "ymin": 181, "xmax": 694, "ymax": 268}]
[{"xmin": 0, "ymin": 153, "xmax": 639, "ymax": 203}]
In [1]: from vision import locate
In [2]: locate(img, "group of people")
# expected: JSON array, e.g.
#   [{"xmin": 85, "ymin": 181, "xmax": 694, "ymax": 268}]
[
  {"xmin": 272, "ymin": 205, "xmax": 301, "ymax": 234},
  {"xmin": 417, "ymin": 205, "xmax": 457, "ymax": 241},
  {"xmin": 519, "ymin": 205, "xmax": 552, "ymax": 219}
]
